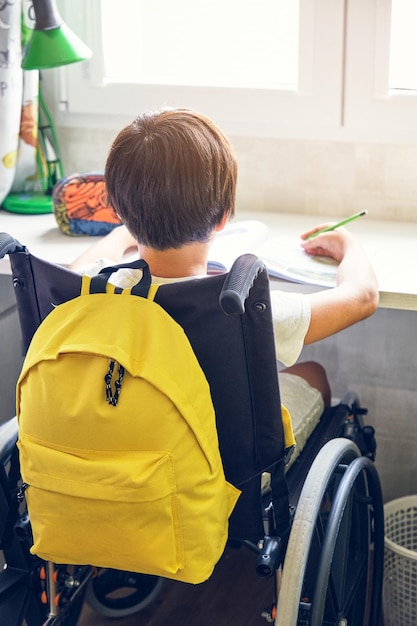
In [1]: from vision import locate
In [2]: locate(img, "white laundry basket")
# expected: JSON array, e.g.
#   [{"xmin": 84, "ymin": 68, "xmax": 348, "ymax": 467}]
[{"xmin": 383, "ymin": 495, "xmax": 417, "ymax": 626}]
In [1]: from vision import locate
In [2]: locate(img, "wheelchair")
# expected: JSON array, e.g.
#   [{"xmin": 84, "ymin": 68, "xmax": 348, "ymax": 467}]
[{"xmin": 0, "ymin": 232, "xmax": 384, "ymax": 625}]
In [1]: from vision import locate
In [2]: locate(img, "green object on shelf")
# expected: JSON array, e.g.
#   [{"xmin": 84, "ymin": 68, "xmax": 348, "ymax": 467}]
[
  {"xmin": 3, "ymin": 85, "xmax": 63, "ymax": 216},
  {"xmin": 2, "ymin": 191, "xmax": 53, "ymax": 214}
]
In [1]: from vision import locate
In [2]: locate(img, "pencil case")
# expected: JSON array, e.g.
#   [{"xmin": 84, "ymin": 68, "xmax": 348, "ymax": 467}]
[{"xmin": 52, "ymin": 172, "xmax": 122, "ymax": 236}]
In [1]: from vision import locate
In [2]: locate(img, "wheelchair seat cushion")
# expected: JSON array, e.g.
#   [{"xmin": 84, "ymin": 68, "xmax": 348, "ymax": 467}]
[{"xmin": 280, "ymin": 372, "xmax": 325, "ymax": 467}]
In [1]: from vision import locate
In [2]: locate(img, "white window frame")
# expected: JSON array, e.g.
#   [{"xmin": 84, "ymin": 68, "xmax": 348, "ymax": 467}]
[
  {"xmin": 344, "ymin": 0, "xmax": 417, "ymax": 142},
  {"xmin": 54, "ymin": 0, "xmax": 417, "ymax": 143},
  {"xmin": 55, "ymin": 0, "xmax": 345, "ymax": 138}
]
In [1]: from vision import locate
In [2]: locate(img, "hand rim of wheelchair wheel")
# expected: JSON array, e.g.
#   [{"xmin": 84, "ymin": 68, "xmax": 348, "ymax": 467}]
[
  {"xmin": 85, "ymin": 568, "xmax": 163, "ymax": 618},
  {"xmin": 275, "ymin": 438, "xmax": 362, "ymax": 626}
]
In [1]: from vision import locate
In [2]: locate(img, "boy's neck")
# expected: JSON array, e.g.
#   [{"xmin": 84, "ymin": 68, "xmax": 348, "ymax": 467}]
[{"xmin": 139, "ymin": 242, "xmax": 210, "ymax": 278}]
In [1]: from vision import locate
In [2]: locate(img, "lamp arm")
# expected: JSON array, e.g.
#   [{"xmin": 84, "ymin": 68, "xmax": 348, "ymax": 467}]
[{"xmin": 37, "ymin": 83, "xmax": 64, "ymax": 193}]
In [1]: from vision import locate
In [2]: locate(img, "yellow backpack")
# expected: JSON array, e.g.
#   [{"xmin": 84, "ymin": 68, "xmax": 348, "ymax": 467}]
[{"xmin": 16, "ymin": 261, "xmax": 240, "ymax": 584}]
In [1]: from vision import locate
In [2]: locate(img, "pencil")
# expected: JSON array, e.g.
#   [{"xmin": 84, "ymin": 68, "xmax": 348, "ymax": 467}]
[{"xmin": 305, "ymin": 210, "xmax": 368, "ymax": 239}]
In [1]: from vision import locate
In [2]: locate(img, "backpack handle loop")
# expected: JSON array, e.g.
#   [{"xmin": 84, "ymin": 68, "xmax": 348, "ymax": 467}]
[{"xmin": 89, "ymin": 259, "xmax": 152, "ymax": 297}]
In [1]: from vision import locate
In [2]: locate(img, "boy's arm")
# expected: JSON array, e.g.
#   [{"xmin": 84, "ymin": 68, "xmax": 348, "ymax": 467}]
[
  {"xmin": 69, "ymin": 226, "xmax": 138, "ymax": 271},
  {"xmin": 301, "ymin": 227, "xmax": 379, "ymax": 344}
]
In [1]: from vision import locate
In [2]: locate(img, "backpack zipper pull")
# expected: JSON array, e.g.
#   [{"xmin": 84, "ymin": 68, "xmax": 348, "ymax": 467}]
[
  {"xmin": 17, "ymin": 482, "xmax": 29, "ymax": 503},
  {"xmin": 104, "ymin": 359, "xmax": 125, "ymax": 406}
]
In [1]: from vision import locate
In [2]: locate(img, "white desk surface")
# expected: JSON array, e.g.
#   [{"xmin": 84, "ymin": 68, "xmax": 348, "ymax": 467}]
[{"xmin": 1, "ymin": 209, "xmax": 416, "ymax": 311}]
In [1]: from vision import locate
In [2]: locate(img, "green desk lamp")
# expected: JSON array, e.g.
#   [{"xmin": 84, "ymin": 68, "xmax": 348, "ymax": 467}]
[{"xmin": 2, "ymin": 0, "xmax": 92, "ymax": 214}]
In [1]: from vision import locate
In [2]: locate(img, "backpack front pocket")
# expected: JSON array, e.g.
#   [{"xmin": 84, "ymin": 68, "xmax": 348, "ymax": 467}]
[{"xmin": 18, "ymin": 435, "xmax": 185, "ymax": 577}]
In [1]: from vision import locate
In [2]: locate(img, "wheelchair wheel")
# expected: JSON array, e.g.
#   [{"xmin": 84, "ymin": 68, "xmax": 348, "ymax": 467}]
[
  {"xmin": 275, "ymin": 438, "xmax": 384, "ymax": 626},
  {"xmin": 85, "ymin": 569, "xmax": 163, "ymax": 618}
]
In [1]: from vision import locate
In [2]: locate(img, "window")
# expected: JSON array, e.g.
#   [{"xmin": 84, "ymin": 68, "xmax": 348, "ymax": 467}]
[
  {"xmin": 57, "ymin": 0, "xmax": 344, "ymax": 138},
  {"xmin": 101, "ymin": 1, "xmax": 299, "ymax": 90},
  {"xmin": 344, "ymin": 0, "xmax": 417, "ymax": 141},
  {"xmin": 389, "ymin": 0, "xmax": 417, "ymax": 90},
  {"xmin": 56, "ymin": 0, "xmax": 417, "ymax": 142}
]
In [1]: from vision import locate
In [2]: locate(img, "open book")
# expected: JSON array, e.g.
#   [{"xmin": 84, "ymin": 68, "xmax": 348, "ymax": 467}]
[{"xmin": 208, "ymin": 220, "xmax": 338, "ymax": 288}]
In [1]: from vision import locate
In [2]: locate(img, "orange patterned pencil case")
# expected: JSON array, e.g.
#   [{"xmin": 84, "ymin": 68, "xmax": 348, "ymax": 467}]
[{"xmin": 53, "ymin": 173, "xmax": 122, "ymax": 236}]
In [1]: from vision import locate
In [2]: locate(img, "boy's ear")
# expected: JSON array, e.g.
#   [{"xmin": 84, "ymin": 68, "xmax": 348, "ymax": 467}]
[{"xmin": 214, "ymin": 214, "xmax": 228, "ymax": 232}]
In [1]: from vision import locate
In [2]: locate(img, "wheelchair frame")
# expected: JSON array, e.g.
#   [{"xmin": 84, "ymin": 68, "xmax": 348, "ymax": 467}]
[{"xmin": 0, "ymin": 233, "xmax": 384, "ymax": 625}]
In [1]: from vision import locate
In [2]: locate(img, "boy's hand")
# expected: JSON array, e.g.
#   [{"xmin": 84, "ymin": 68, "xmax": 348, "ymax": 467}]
[
  {"xmin": 300, "ymin": 224, "xmax": 379, "ymax": 344},
  {"xmin": 300, "ymin": 226, "xmax": 353, "ymax": 263}
]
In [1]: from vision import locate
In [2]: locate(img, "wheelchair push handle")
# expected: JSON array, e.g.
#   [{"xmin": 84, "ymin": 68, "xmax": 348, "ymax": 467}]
[
  {"xmin": 0, "ymin": 232, "xmax": 25, "ymax": 259},
  {"xmin": 219, "ymin": 254, "xmax": 266, "ymax": 315}
]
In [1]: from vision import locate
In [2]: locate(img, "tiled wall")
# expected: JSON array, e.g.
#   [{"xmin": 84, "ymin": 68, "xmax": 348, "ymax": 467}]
[
  {"xmin": 301, "ymin": 308, "xmax": 417, "ymax": 505},
  {"xmin": 233, "ymin": 138, "xmax": 417, "ymax": 223},
  {"xmin": 59, "ymin": 127, "xmax": 417, "ymax": 223}
]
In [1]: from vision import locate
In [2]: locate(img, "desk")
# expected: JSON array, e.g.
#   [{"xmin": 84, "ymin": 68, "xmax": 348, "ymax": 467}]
[
  {"xmin": 236, "ymin": 211, "xmax": 417, "ymax": 312},
  {"xmin": 1, "ymin": 209, "xmax": 417, "ymax": 311},
  {"xmin": 0, "ymin": 212, "xmax": 96, "ymax": 270}
]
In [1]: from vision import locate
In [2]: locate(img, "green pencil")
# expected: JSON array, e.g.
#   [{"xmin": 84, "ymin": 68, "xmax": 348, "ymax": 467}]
[{"xmin": 305, "ymin": 210, "xmax": 368, "ymax": 239}]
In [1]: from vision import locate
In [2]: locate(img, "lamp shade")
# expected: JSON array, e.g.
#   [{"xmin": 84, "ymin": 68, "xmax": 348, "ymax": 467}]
[
  {"xmin": 22, "ymin": 23, "xmax": 92, "ymax": 70},
  {"xmin": 21, "ymin": 0, "xmax": 92, "ymax": 70}
]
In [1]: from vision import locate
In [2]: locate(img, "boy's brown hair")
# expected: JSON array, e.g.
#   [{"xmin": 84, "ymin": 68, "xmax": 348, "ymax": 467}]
[{"xmin": 105, "ymin": 108, "xmax": 237, "ymax": 250}]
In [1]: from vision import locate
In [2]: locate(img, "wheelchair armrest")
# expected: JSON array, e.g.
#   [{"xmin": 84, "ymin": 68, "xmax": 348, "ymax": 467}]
[
  {"xmin": 0, "ymin": 233, "xmax": 25, "ymax": 260},
  {"xmin": 219, "ymin": 254, "xmax": 266, "ymax": 315}
]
